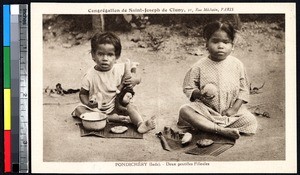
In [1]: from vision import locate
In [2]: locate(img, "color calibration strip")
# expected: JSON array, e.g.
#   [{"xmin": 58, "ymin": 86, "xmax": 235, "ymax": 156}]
[
  {"xmin": 4, "ymin": 4, "xmax": 12, "ymax": 173},
  {"xmin": 19, "ymin": 4, "xmax": 29, "ymax": 173},
  {"xmin": 4, "ymin": 4, "xmax": 11, "ymax": 173},
  {"xmin": 3, "ymin": 4, "xmax": 29, "ymax": 173}
]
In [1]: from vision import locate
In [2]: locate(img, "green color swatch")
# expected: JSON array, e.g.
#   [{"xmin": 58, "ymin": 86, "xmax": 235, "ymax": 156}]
[{"xmin": 4, "ymin": 47, "xmax": 11, "ymax": 88}]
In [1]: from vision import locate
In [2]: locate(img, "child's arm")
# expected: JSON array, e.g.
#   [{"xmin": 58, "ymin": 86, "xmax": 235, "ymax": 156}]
[
  {"xmin": 183, "ymin": 67, "xmax": 201, "ymax": 101},
  {"xmin": 222, "ymin": 99, "xmax": 244, "ymax": 116},
  {"xmin": 79, "ymin": 88, "xmax": 98, "ymax": 108},
  {"xmin": 222, "ymin": 63, "xmax": 249, "ymax": 116},
  {"xmin": 123, "ymin": 75, "xmax": 141, "ymax": 87}
]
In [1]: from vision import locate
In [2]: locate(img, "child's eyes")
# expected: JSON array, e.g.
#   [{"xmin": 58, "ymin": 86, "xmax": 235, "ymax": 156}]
[
  {"xmin": 223, "ymin": 40, "xmax": 232, "ymax": 44},
  {"xmin": 211, "ymin": 40, "xmax": 231, "ymax": 44},
  {"xmin": 211, "ymin": 39, "xmax": 219, "ymax": 43},
  {"xmin": 96, "ymin": 52, "xmax": 115, "ymax": 56},
  {"xmin": 97, "ymin": 52, "xmax": 104, "ymax": 56}
]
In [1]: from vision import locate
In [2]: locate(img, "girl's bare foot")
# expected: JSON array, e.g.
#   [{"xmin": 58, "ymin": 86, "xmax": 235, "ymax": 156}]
[
  {"xmin": 220, "ymin": 128, "xmax": 240, "ymax": 139},
  {"xmin": 137, "ymin": 116, "xmax": 156, "ymax": 133}
]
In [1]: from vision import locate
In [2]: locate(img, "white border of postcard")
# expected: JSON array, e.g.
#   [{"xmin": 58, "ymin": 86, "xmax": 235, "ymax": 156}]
[{"xmin": 31, "ymin": 2, "xmax": 296, "ymax": 173}]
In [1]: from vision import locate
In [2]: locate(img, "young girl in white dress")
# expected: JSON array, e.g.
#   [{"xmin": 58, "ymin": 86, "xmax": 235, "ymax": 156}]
[
  {"xmin": 73, "ymin": 32, "xmax": 155, "ymax": 133},
  {"xmin": 178, "ymin": 21, "xmax": 257, "ymax": 139}
]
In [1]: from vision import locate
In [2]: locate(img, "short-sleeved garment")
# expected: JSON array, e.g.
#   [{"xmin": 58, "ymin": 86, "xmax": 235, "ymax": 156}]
[
  {"xmin": 183, "ymin": 55, "xmax": 249, "ymax": 114},
  {"xmin": 182, "ymin": 55, "xmax": 257, "ymax": 133},
  {"xmin": 81, "ymin": 63, "xmax": 125, "ymax": 114}
]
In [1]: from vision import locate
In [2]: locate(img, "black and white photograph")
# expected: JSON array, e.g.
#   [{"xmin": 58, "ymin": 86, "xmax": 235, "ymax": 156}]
[{"xmin": 30, "ymin": 3, "xmax": 296, "ymax": 173}]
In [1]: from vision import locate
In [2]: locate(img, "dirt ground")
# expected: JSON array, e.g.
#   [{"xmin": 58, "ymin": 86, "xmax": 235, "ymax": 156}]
[{"xmin": 42, "ymin": 19, "xmax": 285, "ymax": 162}]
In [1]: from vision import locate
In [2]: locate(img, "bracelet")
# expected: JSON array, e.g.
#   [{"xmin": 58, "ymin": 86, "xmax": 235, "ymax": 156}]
[{"xmin": 214, "ymin": 124, "xmax": 221, "ymax": 134}]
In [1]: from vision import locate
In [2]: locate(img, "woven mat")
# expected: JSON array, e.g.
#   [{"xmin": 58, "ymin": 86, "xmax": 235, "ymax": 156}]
[
  {"xmin": 185, "ymin": 143, "xmax": 234, "ymax": 156},
  {"xmin": 77, "ymin": 122, "xmax": 143, "ymax": 139},
  {"xmin": 162, "ymin": 130, "xmax": 235, "ymax": 156}
]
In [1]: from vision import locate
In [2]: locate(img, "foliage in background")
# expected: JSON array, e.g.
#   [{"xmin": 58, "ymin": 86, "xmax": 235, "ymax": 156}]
[{"xmin": 42, "ymin": 14, "xmax": 285, "ymax": 51}]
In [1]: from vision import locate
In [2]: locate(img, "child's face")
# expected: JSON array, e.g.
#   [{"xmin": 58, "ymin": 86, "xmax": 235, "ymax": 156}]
[
  {"xmin": 207, "ymin": 30, "xmax": 233, "ymax": 62},
  {"xmin": 92, "ymin": 44, "xmax": 118, "ymax": 71},
  {"xmin": 122, "ymin": 92, "xmax": 133, "ymax": 105}
]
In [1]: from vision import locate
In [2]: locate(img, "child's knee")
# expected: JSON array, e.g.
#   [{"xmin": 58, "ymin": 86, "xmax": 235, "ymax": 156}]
[
  {"xmin": 250, "ymin": 115, "xmax": 258, "ymax": 131},
  {"xmin": 246, "ymin": 113, "xmax": 257, "ymax": 125},
  {"xmin": 74, "ymin": 106, "xmax": 90, "ymax": 117},
  {"xmin": 241, "ymin": 113, "xmax": 258, "ymax": 133},
  {"xmin": 179, "ymin": 104, "xmax": 191, "ymax": 119},
  {"xmin": 177, "ymin": 105, "xmax": 194, "ymax": 128}
]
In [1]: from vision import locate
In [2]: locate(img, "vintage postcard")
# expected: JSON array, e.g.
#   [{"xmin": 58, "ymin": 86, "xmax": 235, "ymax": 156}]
[{"xmin": 30, "ymin": 2, "xmax": 296, "ymax": 173}]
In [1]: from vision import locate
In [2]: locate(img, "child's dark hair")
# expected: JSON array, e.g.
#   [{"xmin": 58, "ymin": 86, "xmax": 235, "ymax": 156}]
[
  {"xmin": 203, "ymin": 21, "xmax": 236, "ymax": 42},
  {"xmin": 118, "ymin": 86, "xmax": 135, "ymax": 107},
  {"xmin": 91, "ymin": 32, "xmax": 122, "ymax": 57}
]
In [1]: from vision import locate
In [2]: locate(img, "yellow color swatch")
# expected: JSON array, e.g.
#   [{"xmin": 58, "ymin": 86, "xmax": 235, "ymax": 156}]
[{"xmin": 4, "ymin": 89, "xmax": 11, "ymax": 130}]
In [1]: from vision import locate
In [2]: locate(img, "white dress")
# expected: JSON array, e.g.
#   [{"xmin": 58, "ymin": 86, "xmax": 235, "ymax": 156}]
[
  {"xmin": 181, "ymin": 55, "xmax": 257, "ymax": 134},
  {"xmin": 80, "ymin": 63, "xmax": 125, "ymax": 114}
]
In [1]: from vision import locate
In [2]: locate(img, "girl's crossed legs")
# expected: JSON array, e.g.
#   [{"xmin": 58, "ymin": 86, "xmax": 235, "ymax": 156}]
[{"xmin": 178, "ymin": 105, "xmax": 240, "ymax": 139}]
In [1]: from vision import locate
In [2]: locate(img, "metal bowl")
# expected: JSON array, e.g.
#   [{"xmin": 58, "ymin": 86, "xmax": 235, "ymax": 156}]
[{"xmin": 79, "ymin": 112, "xmax": 107, "ymax": 131}]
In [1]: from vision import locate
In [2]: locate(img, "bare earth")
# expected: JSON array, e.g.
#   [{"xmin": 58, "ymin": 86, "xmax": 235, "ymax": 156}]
[{"xmin": 43, "ymin": 22, "xmax": 285, "ymax": 162}]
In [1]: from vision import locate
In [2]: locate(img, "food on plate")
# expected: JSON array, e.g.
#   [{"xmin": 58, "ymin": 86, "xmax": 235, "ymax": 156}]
[
  {"xmin": 196, "ymin": 139, "xmax": 214, "ymax": 147},
  {"xmin": 110, "ymin": 126, "xmax": 128, "ymax": 134},
  {"xmin": 181, "ymin": 132, "xmax": 192, "ymax": 145}
]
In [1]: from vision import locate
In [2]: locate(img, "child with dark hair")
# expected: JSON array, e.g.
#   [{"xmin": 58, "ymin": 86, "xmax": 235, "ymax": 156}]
[
  {"xmin": 177, "ymin": 21, "xmax": 257, "ymax": 139},
  {"xmin": 73, "ymin": 32, "xmax": 155, "ymax": 133}
]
